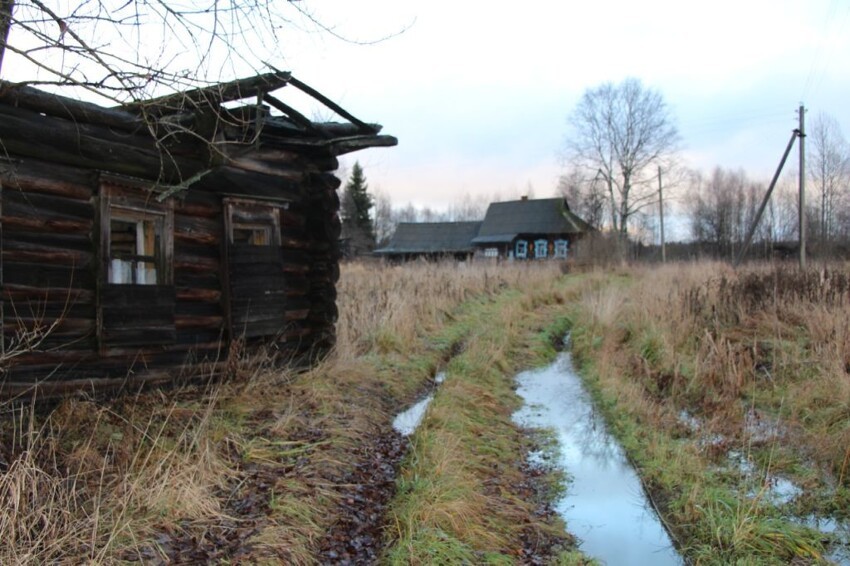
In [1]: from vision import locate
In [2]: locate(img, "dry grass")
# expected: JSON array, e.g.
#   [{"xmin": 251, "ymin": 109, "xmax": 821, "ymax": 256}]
[
  {"xmin": 0, "ymin": 260, "xmax": 565, "ymax": 563},
  {"xmin": 568, "ymin": 261, "xmax": 850, "ymax": 562}
]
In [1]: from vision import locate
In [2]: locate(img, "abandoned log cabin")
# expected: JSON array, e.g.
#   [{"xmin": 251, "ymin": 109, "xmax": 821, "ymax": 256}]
[{"xmin": 0, "ymin": 72, "xmax": 396, "ymax": 398}]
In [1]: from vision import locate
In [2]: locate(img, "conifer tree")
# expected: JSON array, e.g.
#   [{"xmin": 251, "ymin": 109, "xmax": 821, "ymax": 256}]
[{"xmin": 341, "ymin": 161, "xmax": 375, "ymax": 254}]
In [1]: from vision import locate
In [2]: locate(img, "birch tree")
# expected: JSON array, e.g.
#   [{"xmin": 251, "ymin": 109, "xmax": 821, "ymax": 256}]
[
  {"xmin": 808, "ymin": 113, "xmax": 850, "ymax": 244},
  {"xmin": 566, "ymin": 78, "xmax": 679, "ymax": 236}
]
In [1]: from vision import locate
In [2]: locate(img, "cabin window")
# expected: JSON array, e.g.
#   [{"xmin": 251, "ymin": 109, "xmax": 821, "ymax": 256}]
[
  {"xmin": 225, "ymin": 199, "xmax": 281, "ymax": 246},
  {"xmin": 534, "ymin": 239, "xmax": 548, "ymax": 259},
  {"xmin": 108, "ymin": 210, "xmax": 167, "ymax": 284},
  {"xmin": 101, "ymin": 185, "xmax": 173, "ymax": 286},
  {"xmin": 484, "ymin": 247, "xmax": 499, "ymax": 258},
  {"xmin": 515, "ymin": 240, "xmax": 528, "ymax": 259},
  {"xmin": 98, "ymin": 180, "xmax": 176, "ymax": 349},
  {"xmin": 554, "ymin": 239, "xmax": 568, "ymax": 259},
  {"xmin": 232, "ymin": 223, "xmax": 274, "ymax": 246}
]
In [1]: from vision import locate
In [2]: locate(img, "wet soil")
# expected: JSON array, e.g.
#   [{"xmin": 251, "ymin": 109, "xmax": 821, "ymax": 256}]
[{"xmin": 317, "ymin": 430, "xmax": 407, "ymax": 565}]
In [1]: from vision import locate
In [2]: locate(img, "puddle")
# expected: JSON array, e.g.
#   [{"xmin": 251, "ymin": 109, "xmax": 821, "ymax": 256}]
[
  {"xmin": 800, "ymin": 515, "xmax": 850, "ymax": 565},
  {"xmin": 392, "ymin": 372, "xmax": 447, "ymax": 436},
  {"xmin": 728, "ymin": 450, "xmax": 802, "ymax": 505},
  {"xmin": 513, "ymin": 348, "xmax": 683, "ymax": 565}
]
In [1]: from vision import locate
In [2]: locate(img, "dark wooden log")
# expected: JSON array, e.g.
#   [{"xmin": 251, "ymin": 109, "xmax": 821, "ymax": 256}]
[
  {"xmin": 176, "ymin": 288, "xmax": 222, "ymax": 302},
  {"xmin": 0, "ymin": 215, "xmax": 90, "ymax": 235},
  {"xmin": 0, "ymin": 81, "xmax": 145, "ymax": 130},
  {"xmin": 175, "ymin": 315, "xmax": 224, "ymax": 330},
  {"xmin": 3, "ymin": 189, "xmax": 94, "ymax": 221},
  {"xmin": 120, "ymin": 71, "xmax": 292, "ymax": 116},
  {"xmin": 0, "ymin": 163, "xmax": 95, "ymax": 200},
  {"xmin": 0, "ymin": 103, "xmax": 206, "ymax": 181},
  {"xmin": 2, "ymin": 284, "xmax": 94, "ymax": 302}
]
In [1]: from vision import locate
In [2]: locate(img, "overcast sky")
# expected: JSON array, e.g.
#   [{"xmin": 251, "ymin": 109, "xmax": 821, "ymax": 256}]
[
  {"xmin": 272, "ymin": 0, "xmax": 850, "ymax": 214},
  {"xmin": 4, "ymin": 1, "xmax": 849, "ymax": 219}
]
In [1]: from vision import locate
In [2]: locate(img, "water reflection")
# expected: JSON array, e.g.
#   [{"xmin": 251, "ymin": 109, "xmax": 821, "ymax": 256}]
[{"xmin": 513, "ymin": 349, "xmax": 683, "ymax": 566}]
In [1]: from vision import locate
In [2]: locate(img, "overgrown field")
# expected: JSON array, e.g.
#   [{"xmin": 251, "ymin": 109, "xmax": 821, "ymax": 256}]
[
  {"xmin": 0, "ymin": 261, "xmax": 583, "ymax": 564},
  {"xmin": 567, "ymin": 262, "xmax": 850, "ymax": 564},
  {"xmin": 2, "ymin": 260, "xmax": 848, "ymax": 564}
]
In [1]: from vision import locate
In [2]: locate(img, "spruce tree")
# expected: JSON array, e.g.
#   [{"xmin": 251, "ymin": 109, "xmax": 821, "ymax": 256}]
[{"xmin": 341, "ymin": 161, "xmax": 375, "ymax": 254}]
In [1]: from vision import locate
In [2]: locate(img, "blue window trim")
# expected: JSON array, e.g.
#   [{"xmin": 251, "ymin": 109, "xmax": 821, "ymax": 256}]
[
  {"xmin": 515, "ymin": 240, "xmax": 528, "ymax": 258},
  {"xmin": 554, "ymin": 239, "xmax": 568, "ymax": 258},
  {"xmin": 534, "ymin": 239, "xmax": 548, "ymax": 259}
]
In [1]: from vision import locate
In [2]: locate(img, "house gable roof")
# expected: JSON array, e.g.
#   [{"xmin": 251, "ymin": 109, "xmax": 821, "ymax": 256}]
[
  {"xmin": 374, "ymin": 221, "xmax": 482, "ymax": 255},
  {"xmin": 471, "ymin": 197, "xmax": 592, "ymax": 244}
]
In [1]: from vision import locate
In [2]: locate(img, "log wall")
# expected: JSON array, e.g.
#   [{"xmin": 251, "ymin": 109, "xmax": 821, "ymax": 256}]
[{"xmin": 0, "ymin": 150, "xmax": 342, "ymax": 397}]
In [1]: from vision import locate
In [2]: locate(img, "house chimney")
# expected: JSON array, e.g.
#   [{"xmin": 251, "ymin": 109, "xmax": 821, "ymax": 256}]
[{"xmin": 521, "ymin": 195, "xmax": 528, "ymax": 201}]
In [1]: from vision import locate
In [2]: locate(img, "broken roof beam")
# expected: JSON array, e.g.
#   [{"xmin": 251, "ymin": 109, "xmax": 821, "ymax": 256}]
[
  {"xmin": 121, "ymin": 71, "xmax": 293, "ymax": 117},
  {"xmin": 262, "ymin": 93, "xmax": 330, "ymax": 139},
  {"xmin": 288, "ymin": 76, "xmax": 379, "ymax": 135}
]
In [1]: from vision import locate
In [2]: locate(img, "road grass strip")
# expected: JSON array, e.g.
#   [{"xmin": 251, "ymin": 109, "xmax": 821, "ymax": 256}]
[{"xmin": 383, "ymin": 279, "xmax": 592, "ymax": 565}]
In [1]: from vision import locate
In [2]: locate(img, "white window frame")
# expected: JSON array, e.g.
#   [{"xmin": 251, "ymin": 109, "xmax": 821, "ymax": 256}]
[
  {"xmin": 515, "ymin": 240, "xmax": 528, "ymax": 259},
  {"xmin": 484, "ymin": 247, "xmax": 499, "ymax": 258}
]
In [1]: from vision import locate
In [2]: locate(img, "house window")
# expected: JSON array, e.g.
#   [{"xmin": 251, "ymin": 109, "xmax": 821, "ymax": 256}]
[
  {"xmin": 101, "ymin": 183, "xmax": 173, "ymax": 286},
  {"xmin": 534, "ymin": 239, "xmax": 548, "ymax": 259},
  {"xmin": 554, "ymin": 239, "xmax": 568, "ymax": 259},
  {"xmin": 515, "ymin": 240, "xmax": 528, "ymax": 258},
  {"xmin": 484, "ymin": 247, "xmax": 499, "ymax": 258},
  {"xmin": 108, "ymin": 210, "xmax": 167, "ymax": 284},
  {"xmin": 225, "ymin": 198, "xmax": 281, "ymax": 246},
  {"xmin": 232, "ymin": 223, "xmax": 274, "ymax": 246}
]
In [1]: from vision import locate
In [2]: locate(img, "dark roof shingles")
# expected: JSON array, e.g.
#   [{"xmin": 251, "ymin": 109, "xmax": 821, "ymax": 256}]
[
  {"xmin": 374, "ymin": 221, "xmax": 482, "ymax": 254},
  {"xmin": 472, "ymin": 198, "xmax": 591, "ymax": 243}
]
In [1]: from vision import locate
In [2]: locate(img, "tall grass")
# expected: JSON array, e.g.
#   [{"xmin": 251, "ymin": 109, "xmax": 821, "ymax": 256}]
[
  {"xmin": 0, "ymin": 260, "xmax": 564, "ymax": 563},
  {"xmin": 568, "ymin": 261, "xmax": 850, "ymax": 563}
]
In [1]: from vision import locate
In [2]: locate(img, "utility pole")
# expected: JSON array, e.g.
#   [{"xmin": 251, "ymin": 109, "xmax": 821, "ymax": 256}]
[
  {"xmin": 658, "ymin": 166, "xmax": 666, "ymax": 263},
  {"xmin": 798, "ymin": 104, "xmax": 807, "ymax": 269}
]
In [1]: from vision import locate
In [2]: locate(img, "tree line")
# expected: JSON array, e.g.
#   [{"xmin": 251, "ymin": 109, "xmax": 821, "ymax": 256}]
[{"xmin": 561, "ymin": 79, "xmax": 850, "ymax": 261}]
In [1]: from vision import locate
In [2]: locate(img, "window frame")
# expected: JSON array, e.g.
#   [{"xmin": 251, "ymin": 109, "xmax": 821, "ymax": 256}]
[
  {"xmin": 515, "ymin": 239, "xmax": 528, "ymax": 259},
  {"xmin": 534, "ymin": 239, "xmax": 548, "ymax": 259},
  {"xmin": 100, "ymin": 182, "xmax": 174, "ymax": 286},
  {"xmin": 554, "ymin": 239, "xmax": 569, "ymax": 259},
  {"xmin": 224, "ymin": 198, "xmax": 282, "ymax": 247}
]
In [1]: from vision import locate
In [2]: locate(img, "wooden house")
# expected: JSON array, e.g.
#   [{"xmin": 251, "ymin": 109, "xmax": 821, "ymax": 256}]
[
  {"xmin": 0, "ymin": 72, "xmax": 396, "ymax": 398},
  {"xmin": 471, "ymin": 197, "xmax": 592, "ymax": 260},
  {"xmin": 373, "ymin": 221, "xmax": 482, "ymax": 261}
]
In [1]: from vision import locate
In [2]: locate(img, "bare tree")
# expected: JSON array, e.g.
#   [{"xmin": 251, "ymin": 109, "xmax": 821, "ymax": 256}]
[
  {"xmin": 807, "ymin": 113, "xmax": 850, "ymax": 245},
  {"xmin": 446, "ymin": 193, "xmax": 487, "ymax": 221},
  {"xmin": 0, "ymin": 1, "xmax": 407, "ymax": 103},
  {"xmin": 372, "ymin": 189, "xmax": 395, "ymax": 247},
  {"xmin": 557, "ymin": 166, "xmax": 606, "ymax": 229},
  {"xmin": 687, "ymin": 167, "xmax": 769, "ymax": 257},
  {"xmin": 566, "ymin": 78, "xmax": 679, "ymax": 236}
]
